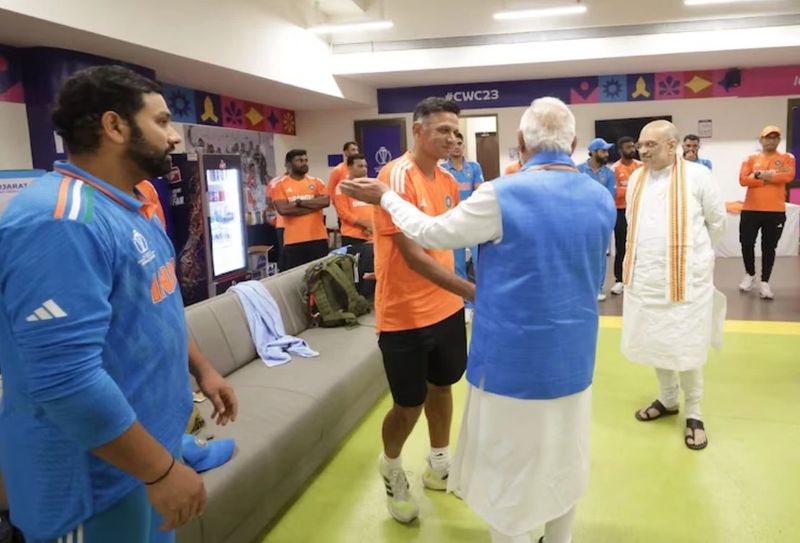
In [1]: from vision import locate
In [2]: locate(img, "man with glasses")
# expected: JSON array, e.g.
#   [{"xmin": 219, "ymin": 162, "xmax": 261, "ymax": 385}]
[
  {"xmin": 737, "ymin": 125, "xmax": 796, "ymax": 299},
  {"xmin": 622, "ymin": 120, "xmax": 726, "ymax": 451}
]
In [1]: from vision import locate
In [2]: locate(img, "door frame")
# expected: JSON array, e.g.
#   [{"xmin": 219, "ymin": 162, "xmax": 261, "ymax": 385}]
[
  {"xmin": 786, "ymin": 98, "xmax": 800, "ymax": 201},
  {"xmin": 353, "ymin": 118, "xmax": 408, "ymax": 157},
  {"xmin": 459, "ymin": 113, "xmax": 500, "ymax": 176}
]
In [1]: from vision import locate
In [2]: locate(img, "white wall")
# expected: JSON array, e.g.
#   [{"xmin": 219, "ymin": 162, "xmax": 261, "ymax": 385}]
[
  {"xmin": 292, "ymin": 95, "xmax": 798, "ymax": 203},
  {"xmin": 0, "ymin": 102, "xmax": 32, "ymax": 169}
]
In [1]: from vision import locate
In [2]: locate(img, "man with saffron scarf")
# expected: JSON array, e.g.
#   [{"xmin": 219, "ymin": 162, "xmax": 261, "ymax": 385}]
[{"xmin": 622, "ymin": 120, "xmax": 726, "ymax": 451}]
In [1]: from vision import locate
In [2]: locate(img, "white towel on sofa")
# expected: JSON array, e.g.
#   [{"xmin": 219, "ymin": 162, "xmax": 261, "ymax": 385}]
[{"xmin": 230, "ymin": 281, "xmax": 319, "ymax": 367}]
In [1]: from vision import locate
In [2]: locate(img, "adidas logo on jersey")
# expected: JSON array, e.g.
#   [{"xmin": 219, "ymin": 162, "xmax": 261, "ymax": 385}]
[{"xmin": 25, "ymin": 299, "xmax": 68, "ymax": 322}]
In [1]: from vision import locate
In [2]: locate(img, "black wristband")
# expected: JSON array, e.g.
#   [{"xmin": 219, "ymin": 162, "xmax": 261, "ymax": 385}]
[{"xmin": 145, "ymin": 457, "xmax": 176, "ymax": 486}]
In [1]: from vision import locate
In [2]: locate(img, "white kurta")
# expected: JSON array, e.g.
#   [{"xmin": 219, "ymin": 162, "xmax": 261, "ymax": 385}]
[
  {"xmin": 621, "ymin": 160, "xmax": 727, "ymax": 372},
  {"xmin": 381, "ymin": 183, "xmax": 591, "ymax": 535}
]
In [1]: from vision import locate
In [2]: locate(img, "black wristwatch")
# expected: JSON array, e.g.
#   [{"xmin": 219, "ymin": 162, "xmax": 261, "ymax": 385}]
[
  {"xmin": 754, "ymin": 171, "xmax": 761, "ymax": 179},
  {"xmin": 295, "ymin": 199, "xmax": 302, "ymax": 207}
]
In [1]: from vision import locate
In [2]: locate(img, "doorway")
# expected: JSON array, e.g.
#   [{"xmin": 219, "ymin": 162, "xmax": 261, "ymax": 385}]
[{"xmin": 458, "ymin": 115, "xmax": 500, "ymax": 180}]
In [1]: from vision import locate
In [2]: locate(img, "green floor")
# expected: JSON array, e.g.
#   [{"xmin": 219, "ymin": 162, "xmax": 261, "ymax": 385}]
[{"xmin": 262, "ymin": 320, "xmax": 800, "ymax": 543}]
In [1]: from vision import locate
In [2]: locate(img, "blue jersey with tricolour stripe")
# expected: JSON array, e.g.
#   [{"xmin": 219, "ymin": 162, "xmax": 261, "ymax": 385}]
[{"xmin": 0, "ymin": 161, "xmax": 192, "ymax": 539}]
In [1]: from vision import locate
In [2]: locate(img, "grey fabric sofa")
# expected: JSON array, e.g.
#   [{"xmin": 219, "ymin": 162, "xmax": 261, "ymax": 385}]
[{"xmin": 177, "ymin": 263, "xmax": 386, "ymax": 543}]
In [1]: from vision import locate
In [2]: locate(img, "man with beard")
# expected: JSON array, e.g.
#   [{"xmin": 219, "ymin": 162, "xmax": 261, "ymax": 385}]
[
  {"xmin": 578, "ymin": 138, "xmax": 616, "ymax": 301},
  {"xmin": 609, "ymin": 136, "xmax": 642, "ymax": 295},
  {"xmin": 0, "ymin": 65, "xmax": 213, "ymax": 542},
  {"xmin": 682, "ymin": 134, "xmax": 712, "ymax": 171},
  {"xmin": 271, "ymin": 149, "xmax": 330, "ymax": 269},
  {"xmin": 327, "ymin": 141, "xmax": 361, "ymax": 197}
]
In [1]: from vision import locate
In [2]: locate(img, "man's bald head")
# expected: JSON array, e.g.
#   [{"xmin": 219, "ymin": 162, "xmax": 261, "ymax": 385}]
[
  {"xmin": 641, "ymin": 120, "xmax": 679, "ymax": 143},
  {"xmin": 638, "ymin": 120, "xmax": 679, "ymax": 170}
]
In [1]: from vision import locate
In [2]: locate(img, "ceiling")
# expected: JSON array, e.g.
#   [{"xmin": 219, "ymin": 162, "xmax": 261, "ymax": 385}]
[
  {"xmin": 1, "ymin": 0, "xmax": 799, "ymax": 111},
  {"xmin": 296, "ymin": 0, "xmax": 800, "ymax": 44}
]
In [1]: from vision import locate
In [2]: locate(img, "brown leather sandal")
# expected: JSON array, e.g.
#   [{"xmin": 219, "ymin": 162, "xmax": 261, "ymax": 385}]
[{"xmin": 635, "ymin": 399, "xmax": 679, "ymax": 421}]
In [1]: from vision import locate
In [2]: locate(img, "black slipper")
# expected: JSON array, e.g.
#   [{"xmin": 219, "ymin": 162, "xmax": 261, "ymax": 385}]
[
  {"xmin": 685, "ymin": 418, "xmax": 708, "ymax": 450},
  {"xmin": 635, "ymin": 399, "xmax": 679, "ymax": 421}
]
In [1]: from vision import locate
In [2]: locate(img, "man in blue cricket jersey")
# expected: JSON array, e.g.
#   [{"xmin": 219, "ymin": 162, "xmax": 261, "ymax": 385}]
[
  {"xmin": 0, "ymin": 65, "xmax": 235, "ymax": 543},
  {"xmin": 442, "ymin": 132, "xmax": 484, "ymax": 316},
  {"xmin": 578, "ymin": 138, "xmax": 616, "ymax": 302}
]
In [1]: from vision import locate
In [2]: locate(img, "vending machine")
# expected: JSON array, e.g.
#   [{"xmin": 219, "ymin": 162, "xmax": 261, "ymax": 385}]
[
  {"xmin": 162, "ymin": 153, "xmax": 249, "ymax": 305},
  {"xmin": 200, "ymin": 154, "xmax": 249, "ymax": 297}
]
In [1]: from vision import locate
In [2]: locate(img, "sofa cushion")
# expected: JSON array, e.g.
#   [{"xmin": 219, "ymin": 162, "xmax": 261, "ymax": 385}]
[
  {"xmin": 185, "ymin": 292, "xmax": 256, "ymax": 378},
  {"xmin": 191, "ymin": 379, "xmax": 323, "ymax": 543},
  {"xmin": 228, "ymin": 324, "xmax": 384, "ymax": 432}
]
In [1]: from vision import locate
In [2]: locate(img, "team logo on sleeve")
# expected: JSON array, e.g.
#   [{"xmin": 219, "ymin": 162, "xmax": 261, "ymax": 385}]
[
  {"xmin": 445, "ymin": 195, "xmax": 453, "ymax": 208},
  {"xmin": 308, "ymin": 184, "xmax": 316, "ymax": 190}
]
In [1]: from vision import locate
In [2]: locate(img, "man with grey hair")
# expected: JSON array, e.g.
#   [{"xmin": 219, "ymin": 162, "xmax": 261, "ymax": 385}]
[
  {"xmin": 622, "ymin": 120, "xmax": 726, "ymax": 451},
  {"xmin": 342, "ymin": 97, "xmax": 615, "ymax": 543}
]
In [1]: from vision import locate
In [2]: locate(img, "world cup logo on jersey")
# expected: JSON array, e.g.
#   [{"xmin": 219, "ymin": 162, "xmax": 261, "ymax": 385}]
[
  {"xmin": 375, "ymin": 146, "xmax": 393, "ymax": 167},
  {"xmin": 133, "ymin": 230, "xmax": 149, "ymax": 255}
]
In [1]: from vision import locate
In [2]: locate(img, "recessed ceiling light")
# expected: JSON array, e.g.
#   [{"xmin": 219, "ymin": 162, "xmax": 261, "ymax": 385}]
[
  {"xmin": 493, "ymin": 6, "xmax": 588, "ymax": 20},
  {"xmin": 685, "ymin": 0, "xmax": 770, "ymax": 6}
]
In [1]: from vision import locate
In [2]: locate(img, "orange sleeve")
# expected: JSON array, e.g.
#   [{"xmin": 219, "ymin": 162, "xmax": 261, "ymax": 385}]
[
  {"xmin": 772, "ymin": 153, "xmax": 796, "ymax": 185},
  {"xmin": 739, "ymin": 156, "xmax": 764, "ymax": 188},
  {"xmin": 374, "ymin": 166, "xmax": 414, "ymax": 236},
  {"xmin": 316, "ymin": 178, "xmax": 327, "ymax": 196},
  {"xmin": 272, "ymin": 181, "xmax": 288, "ymax": 202},
  {"xmin": 333, "ymin": 191, "xmax": 359, "ymax": 225},
  {"xmin": 327, "ymin": 167, "xmax": 344, "ymax": 197}
]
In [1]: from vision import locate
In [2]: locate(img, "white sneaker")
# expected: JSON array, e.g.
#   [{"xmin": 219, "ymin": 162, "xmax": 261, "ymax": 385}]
[
  {"xmin": 597, "ymin": 292, "xmax": 607, "ymax": 302},
  {"xmin": 422, "ymin": 458, "xmax": 449, "ymax": 491},
  {"xmin": 379, "ymin": 455, "xmax": 418, "ymax": 523},
  {"xmin": 739, "ymin": 274, "xmax": 756, "ymax": 292},
  {"xmin": 759, "ymin": 282, "xmax": 774, "ymax": 300},
  {"xmin": 610, "ymin": 282, "xmax": 624, "ymax": 295}
]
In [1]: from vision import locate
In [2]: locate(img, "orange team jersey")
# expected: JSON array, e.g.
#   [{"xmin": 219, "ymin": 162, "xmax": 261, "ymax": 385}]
[
  {"xmin": 610, "ymin": 159, "xmax": 642, "ymax": 209},
  {"xmin": 373, "ymin": 152, "xmax": 463, "ymax": 332},
  {"xmin": 334, "ymin": 179, "xmax": 373, "ymax": 240},
  {"xmin": 327, "ymin": 161, "xmax": 349, "ymax": 198},
  {"xmin": 272, "ymin": 175, "xmax": 328, "ymax": 245},
  {"xmin": 268, "ymin": 176, "xmax": 286, "ymax": 228},
  {"xmin": 504, "ymin": 161, "xmax": 522, "ymax": 175},
  {"xmin": 135, "ymin": 180, "xmax": 166, "ymax": 227},
  {"xmin": 739, "ymin": 151, "xmax": 796, "ymax": 212}
]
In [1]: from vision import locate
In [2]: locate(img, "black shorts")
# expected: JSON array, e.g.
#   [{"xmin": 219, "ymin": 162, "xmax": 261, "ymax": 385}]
[
  {"xmin": 378, "ymin": 309, "xmax": 467, "ymax": 407},
  {"xmin": 283, "ymin": 239, "xmax": 329, "ymax": 270}
]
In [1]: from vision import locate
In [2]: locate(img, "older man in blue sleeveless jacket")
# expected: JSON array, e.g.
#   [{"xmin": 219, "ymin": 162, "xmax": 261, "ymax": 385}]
[{"xmin": 341, "ymin": 97, "xmax": 615, "ymax": 543}]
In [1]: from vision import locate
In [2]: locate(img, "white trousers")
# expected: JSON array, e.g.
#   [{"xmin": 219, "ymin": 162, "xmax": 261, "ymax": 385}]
[
  {"xmin": 489, "ymin": 506, "xmax": 576, "ymax": 543},
  {"xmin": 656, "ymin": 368, "xmax": 704, "ymax": 420}
]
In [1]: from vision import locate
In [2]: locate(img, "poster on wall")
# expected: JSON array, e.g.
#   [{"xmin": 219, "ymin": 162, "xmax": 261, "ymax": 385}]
[
  {"xmin": 181, "ymin": 124, "xmax": 276, "ymax": 225},
  {"xmin": 0, "ymin": 170, "xmax": 45, "ymax": 215}
]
